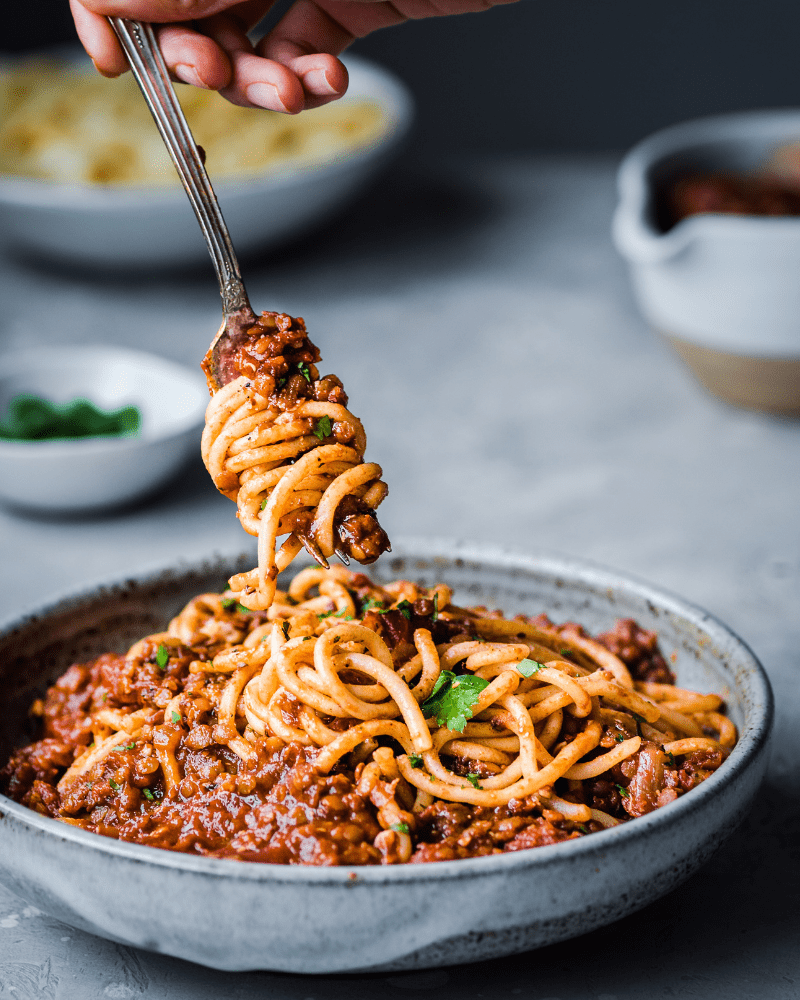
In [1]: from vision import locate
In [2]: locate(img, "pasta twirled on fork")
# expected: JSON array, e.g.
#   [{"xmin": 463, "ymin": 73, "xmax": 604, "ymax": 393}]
[{"xmin": 201, "ymin": 311, "xmax": 390, "ymax": 609}]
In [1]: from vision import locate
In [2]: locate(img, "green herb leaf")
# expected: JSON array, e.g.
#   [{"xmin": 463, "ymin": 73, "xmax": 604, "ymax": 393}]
[
  {"xmin": 281, "ymin": 621, "xmax": 290, "ymax": 641},
  {"xmin": 119, "ymin": 743, "xmax": 135, "ymax": 751},
  {"xmin": 396, "ymin": 599, "xmax": 413, "ymax": 620},
  {"xmin": 466, "ymin": 773, "xmax": 481, "ymax": 788},
  {"xmin": 578, "ymin": 823, "xmax": 589, "ymax": 834},
  {"xmin": 632, "ymin": 713, "xmax": 646, "ymax": 725},
  {"xmin": 221, "ymin": 597, "xmax": 237, "ymax": 610},
  {"xmin": 665, "ymin": 751, "xmax": 676, "ymax": 767},
  {"xmin": 360, "ymin": 597, "xmax": 387, "ymax": 614},
  {"xmin": 408, "ymin": 754, "xmax": 423, "ymax": 769},
  {"xmin": 615, "ymin": 783, "xmax": 630, "ymax": 798},
  {"xmin": 318, "ymin": 608, "xmax": 336, "ymax": 619},
  {"xmin": 171, "ymin": 711, "xmax": 181, "ymax": 724},
  {"xmin": 143, "ymin": 788, "xmax": 155, "ymax": 801},
  {"xmin": 614, "ymin": 733, "xmax": 624, "ymax": 743},
  {"xmin": 432, "ymin": 593, "xmax": 439, "ymax": 622},
  {"xmin": 390, "ymin": 822, "xmax": 410, "ymax": 835},
  {"xmin": 260, "ymin": 498, "xmax": 268, "ymax": 510},
  {"xmin": 517, "ymin": 658, "xmax": 546, "ymax": 678},
  {"xmin": 237, "ymin": 604, "xmax": 251, "ymax": 614},
  {"xmin": 156, "ymin": 643, "xmax": 169, "ymax": 670},
  {"xmin": 109, "ymin": 779, "xmax": 120, "ymax": 791},
  {"xmin": 297, "ymin": 362, "xmax": 311, "ymax": 382},
  {"xmin": 313, "ymin": 415, "xmax": 332, "ymax": 441},
  {"xmin": 420, "ymin": 671, "xmax": 489, "ymax": 733}
]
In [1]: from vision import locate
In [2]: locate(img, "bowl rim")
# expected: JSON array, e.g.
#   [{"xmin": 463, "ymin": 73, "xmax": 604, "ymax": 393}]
[
  {"xmin": 0, "ymin": 53, "xmax": 415, "ymax": 208},
  {"xmin": 613, "ymin": 106, "xmax": 800, "ymax": 262},
  {"xmin": 0, "ymin": 343, "xmax": 209, "ymax": 450},
  {"xmin": 0, "ymin": 537, "xmax": 774, "ymax": 884}
]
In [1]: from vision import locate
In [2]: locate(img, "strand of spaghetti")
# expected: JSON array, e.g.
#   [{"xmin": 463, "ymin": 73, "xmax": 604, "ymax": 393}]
[
  {"xmin": 312, "ymin": 462, "xmax": 384, "ymax": 555},
  {"xmin": 152, "ymin": 724, "xmax": 182, "ymax": 791},
  {"xmin": 579, "ymin": 675, "xmax": 660, "ymax": 723},
  {"xmin": 265, "ymin": 689, "xmax": 312, "ymax": 744},
  {"xmin": 438, "ymin": 740, "xmax": 513, "ymax": 766},
  {"xmin": 697, "ymin": 711, "xmax": 737, "ymax": 747},
  {"xmin": 563, "ymin": 736, "xmax": 641, "ymax": 780},
  {"xmin": 534, "ymin": 666, "xmax": 593, "ymax": 717},
  {"xmin": 539, "ymin": 791, "xmax": 592, "ymax": 823},
  {"xmin": 398, "ymin": 721, "xmax": 603, "ymax": 806},
  {"xmin": 315, "ymin": 720, "xmax": 417, "ymax": 771},
  {"xmin": 663, "ymin": 737, "xmax": 724, "ymax": 755},
  {"xmin": 653, "ymin": 704, "xmax": 704, "ymax": 736},
  {"xmin": 57, "ymin": 712, "xmax": 152, "ymax": 788},
  {"xmin": 218, "ymin": 663, "xmax": 261, "ymax": 760},
  {"xmin": 589, "ymin": 807, "xmax": 621, "ymax": 828}
]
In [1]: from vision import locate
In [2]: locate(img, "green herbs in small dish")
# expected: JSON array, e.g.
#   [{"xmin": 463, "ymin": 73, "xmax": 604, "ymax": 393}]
[{"xmin": 0, "ymin": 395, "xmax": 141, "ymax": 442}]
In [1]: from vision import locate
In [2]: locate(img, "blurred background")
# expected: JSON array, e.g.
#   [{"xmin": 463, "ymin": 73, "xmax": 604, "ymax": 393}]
[{"xmin": 5, "ymin": 0, "xmax": 800, "ymax": 156}]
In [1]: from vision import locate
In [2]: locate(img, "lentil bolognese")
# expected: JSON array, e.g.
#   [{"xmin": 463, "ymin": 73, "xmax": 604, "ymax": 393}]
[{"xmin": 2, "ymin": 567, "xmax": 736, "ymax": 865}]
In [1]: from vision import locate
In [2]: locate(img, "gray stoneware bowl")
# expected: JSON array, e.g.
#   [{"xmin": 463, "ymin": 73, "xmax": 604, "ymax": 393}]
[{"xmin": 0, "ymin": 539, "xmax": 772, "ymax": 973}]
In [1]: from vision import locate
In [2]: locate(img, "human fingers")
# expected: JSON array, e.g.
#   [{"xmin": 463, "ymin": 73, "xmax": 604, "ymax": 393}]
[
  {"xmin": 201, "ymin": 14, "xmax": 306, "ymax": 113},
  {"xmin": 70, "ymin": 0, "xmax": 129, "ymax": 77},
  {"xmin": 156, "ymin": 24, "xmax": 232, "ymax": 90}
]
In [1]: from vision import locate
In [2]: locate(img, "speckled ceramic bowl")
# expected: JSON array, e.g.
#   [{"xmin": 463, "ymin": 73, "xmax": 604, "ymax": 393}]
[{"xmin": 0, "ymin": 540, "xmax": 772, "ymax": 973}]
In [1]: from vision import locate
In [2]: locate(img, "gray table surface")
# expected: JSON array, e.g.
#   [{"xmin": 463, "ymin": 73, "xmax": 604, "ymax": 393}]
[{"xmin": 0, "ymin": 155, "xmax": 798, "ymax": 999}]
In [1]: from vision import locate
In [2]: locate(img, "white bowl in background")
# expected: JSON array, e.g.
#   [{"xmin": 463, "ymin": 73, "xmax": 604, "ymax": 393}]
[
  {"xmin": 612, "ymin": 109, "xmax": 800, "ymax": 414},
  {"xmin": 0, "ymin": 55, "xmax": 414, "ymax": 269},
  {"xmin": 0, "ymin": 345, "xmax": 208, "ymax": 512}
]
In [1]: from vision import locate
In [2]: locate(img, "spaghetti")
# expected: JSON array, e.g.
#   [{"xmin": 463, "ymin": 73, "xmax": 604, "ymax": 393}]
[
  {"xmin": 200, "ymin": 311, "xmax": 390, "ymax": 610},
  {"xmin": 1, "ymin": 568, "xmax": 736, "ymax": 866}
]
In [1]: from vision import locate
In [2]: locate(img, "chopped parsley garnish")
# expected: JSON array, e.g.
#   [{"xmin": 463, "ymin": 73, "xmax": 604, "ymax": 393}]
[
  {"xmin": 614, "ymin": 733, "xmax": 625, "ymax": 743},
  {"xmin": 119, "ymin": 742, "xmax": 135, "ymax": 751},
  {"xmin": 281, "ymin": 621, "xmax": 290, "ymax": 641},
  {"xmin": 109, "ymin": 779, "xmax": 120, "ymax": 791},
  {"xmin": 420, "ymin": 671, "xmax": 489, "ymax": 733},
  {"xmin": 297, "ymin": 362, "xmax": 311, "ymax": 382},
  {"xmin": 171, "ymin": 711, "xmax": 181, "ymax": 724},
  {"xmin": 396, "ymin": 599, "xmax": 413, "ymax": 620},
  {"xmin": 360, "ymin": 597, "xmax": 387, "ymax": 614},
  {"xmin": 665, "ymin": 751, "xmax": 676, "ymax": 767},
  {"xmin": 466, "ymin": 773, "xmax": 481, "ymax": 789},
  {"xmin": 143, "ymin": 788, "xmax": 155, "ymax": 801},
  {"xmin": 632, "ymin": 713, "xmax": 646, "ymax": 725},
  {"xmin": 221, "ymin": 597, "xmax": 237, "ymax": 610},
  {"xmin": 517, "ymin": 658, "xmax": 545, "ymax": 678},
  {"xmin": 408, "ymin": 754, "xmax": 423, "ymax": 769},
  {"xmin": 432, "ymin": 593, "xmax": 439, "ymax": 622},
  {"xmin": 260, "ymin": 498, "xmax": 268, "ymax": 510},
  {"xmin": 615, "ymin": 783, "xmax": 630, "ymax": 798},
  {"xmin": 313, "ymin": 415, "xmax": 332, "ymax": 440},
  {"xmin": 578, "ymin": 824, "xmax": 589, "ymax": 834},
  {"xmin": 390, "ymin": 822, "xmax": 410, "ymax": 835},
  {"xmin": 156, "ymin": 643, "xmax": 169, "ymax": 670},
  {"xmin": 237, "ymin": 604, "xmax": 251, "ymax": 614}
]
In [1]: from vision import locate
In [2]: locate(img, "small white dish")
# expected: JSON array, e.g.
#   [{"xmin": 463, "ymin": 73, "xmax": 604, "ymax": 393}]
[
  {"xmin": 0, "ymin": 345, "xmax": 208, "ymax": 512},
  {"xmin": 0, "ymin": 55, "xmax": 414, "ymax": 269},
  {"xmin": 612, "ymin": 109, "xmax": 800, "ymax": 413}
]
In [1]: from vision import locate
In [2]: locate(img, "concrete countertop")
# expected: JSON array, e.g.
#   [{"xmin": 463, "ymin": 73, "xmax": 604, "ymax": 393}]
[{"xmin": 0, "ymin": 155, "xmax": 797, "ymax": 998}]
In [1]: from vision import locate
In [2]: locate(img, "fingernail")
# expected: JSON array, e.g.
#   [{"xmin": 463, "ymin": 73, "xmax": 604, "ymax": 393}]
[
  {"xmin": 246, "ymin": 83, "xmax": 290, "ymax": 113},
  {"xmin": 302, "ymin": 69, "xmax": 338, "ymax": 96},
  {"xmin": 175, "ymin": 64, "xmax": 209, "ymax": 89}
]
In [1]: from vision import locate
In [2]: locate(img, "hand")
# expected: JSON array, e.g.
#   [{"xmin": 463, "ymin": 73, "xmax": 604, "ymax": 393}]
[{"xmin": 70, "ymin": 0, "xmax": 518, "ymax": 114}]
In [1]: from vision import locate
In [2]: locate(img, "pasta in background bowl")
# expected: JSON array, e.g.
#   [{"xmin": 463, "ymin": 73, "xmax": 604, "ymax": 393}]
[
  {"xmin": 0, "ymin": 540, "xmax": 772, "ymax": 972},
  {"xmin": 0, "ymin": 53, "xmax": 413, "ymax": 268}
]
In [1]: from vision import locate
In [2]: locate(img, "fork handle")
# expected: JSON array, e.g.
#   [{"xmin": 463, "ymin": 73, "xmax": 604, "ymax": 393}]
[{"xmin": 109, "ymin": 17, "xmax": 252, "ymax": 318}]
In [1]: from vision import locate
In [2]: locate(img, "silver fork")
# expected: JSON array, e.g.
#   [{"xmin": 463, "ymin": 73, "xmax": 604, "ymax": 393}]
[{"xmin": 109, "ymin": 17, "xmax": 256, "ymax": 388}]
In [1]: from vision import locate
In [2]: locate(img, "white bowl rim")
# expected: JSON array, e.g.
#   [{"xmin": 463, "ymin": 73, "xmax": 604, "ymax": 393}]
[
  {"xmin": 0, "ymin": 343, "xmax": 208, "ymax": 450},
  {"xmin": 0, "ymin": 53, "xmax": 415, "ymax": 209},
  {"xmin": 0, "ymin": 537, "xmax": 773, "ymax": 885}
]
